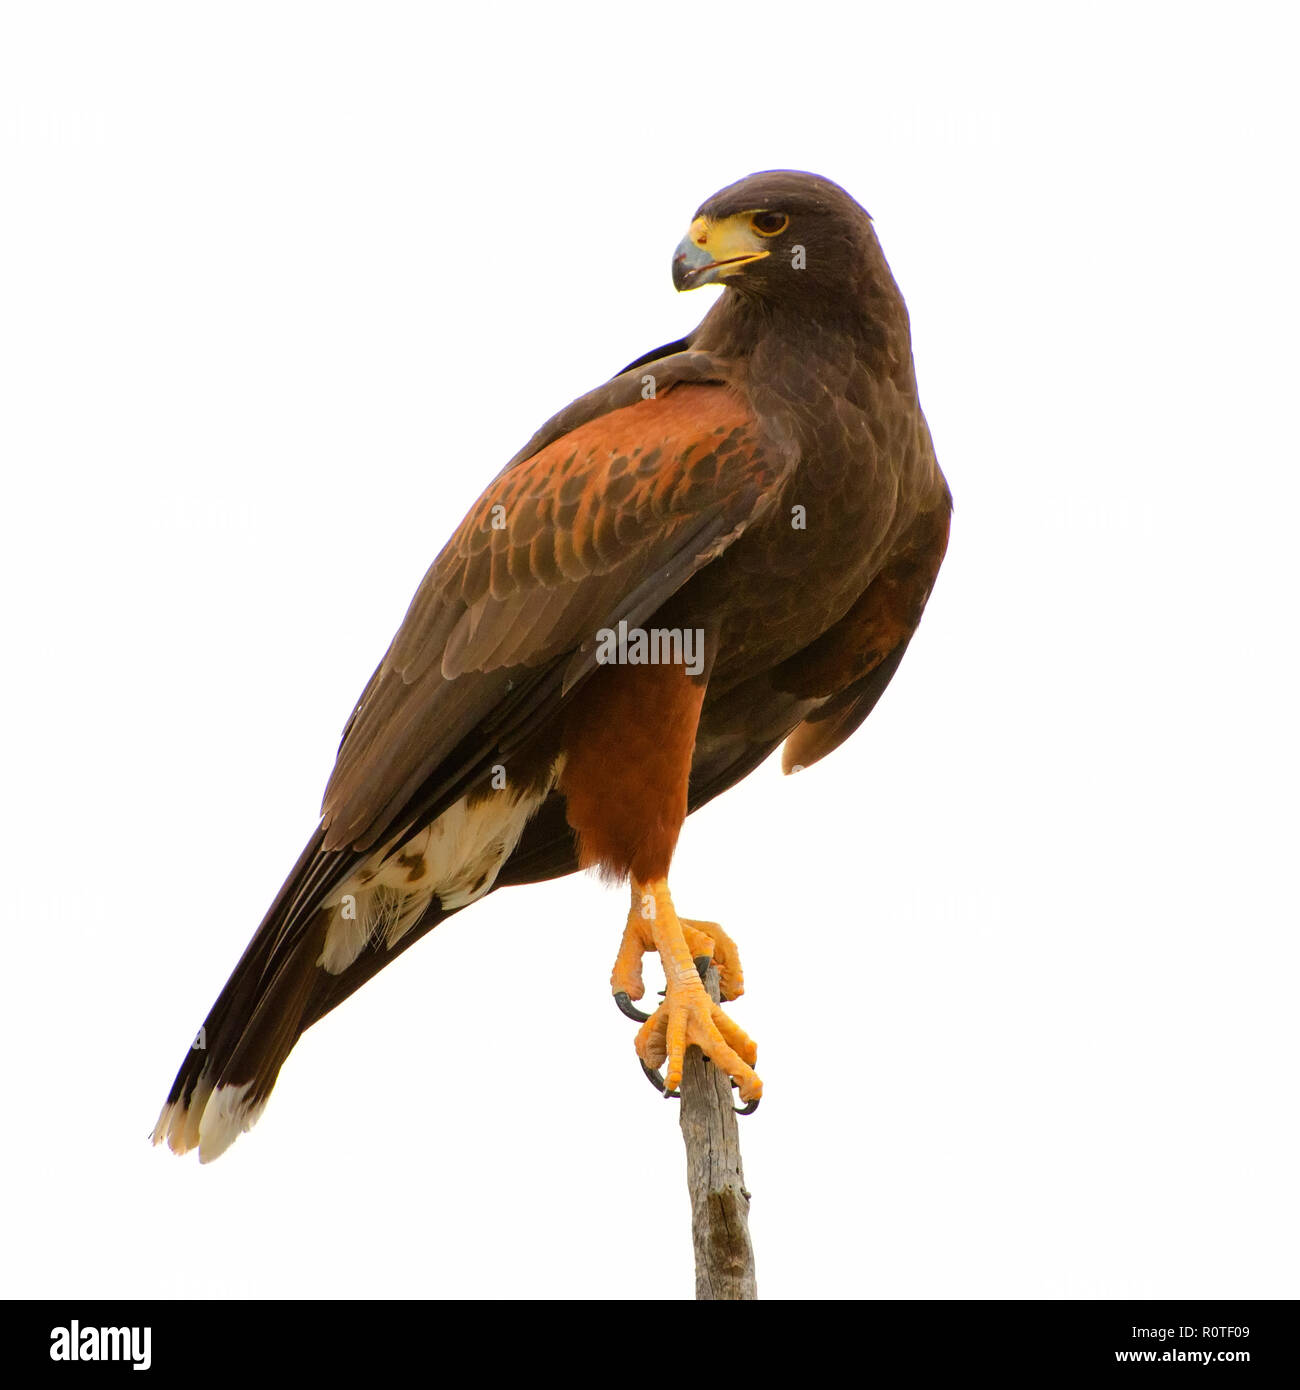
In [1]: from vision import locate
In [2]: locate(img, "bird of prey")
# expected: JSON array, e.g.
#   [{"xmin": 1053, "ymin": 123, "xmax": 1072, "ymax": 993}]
[{"xmin": 153, "ymin": 170, "xmax": 951, "ymax": 1162}]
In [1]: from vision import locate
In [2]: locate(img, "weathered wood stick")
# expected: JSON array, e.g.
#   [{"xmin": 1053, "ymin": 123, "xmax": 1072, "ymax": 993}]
[{"xmin": 678, "ymin": 962, "xmax": 757, "ymax": 1300}]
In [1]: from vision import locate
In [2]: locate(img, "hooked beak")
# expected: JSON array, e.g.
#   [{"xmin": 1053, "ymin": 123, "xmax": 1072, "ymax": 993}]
[{"xmin": 672, "ymin": 215, "xmax": 770, "ymax": 291}]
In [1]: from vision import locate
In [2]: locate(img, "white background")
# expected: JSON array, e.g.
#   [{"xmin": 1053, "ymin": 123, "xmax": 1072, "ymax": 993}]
[{"xmin": 2, "ymin": 1, "xmax": 1296, "ymax": 1300}]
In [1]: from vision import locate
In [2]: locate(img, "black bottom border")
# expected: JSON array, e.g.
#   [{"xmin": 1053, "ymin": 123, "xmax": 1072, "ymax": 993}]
[{"xmin": 1, "ymin": 1297, "xmax": 1285, "ymax": 1374}]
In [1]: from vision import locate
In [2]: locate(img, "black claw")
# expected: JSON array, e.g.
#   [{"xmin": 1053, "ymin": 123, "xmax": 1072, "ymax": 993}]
[
  {"xmin": 639, "ymin": 1059, "xmax": 680, "ymax": 1099},
  {"xmin": 614, "ymin": 991, "xmax": 650, "ymax": 1023},
  {"xmin": 692, "ymin": 954, "xmax": 713, "ymax": 979},
  {"xmin": 636, "ymin": 1052, "xmax": 753, "ymax": 1110}
]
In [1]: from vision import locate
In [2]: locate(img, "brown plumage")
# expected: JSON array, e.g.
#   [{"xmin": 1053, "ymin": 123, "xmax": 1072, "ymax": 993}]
[{"xmin": 153, "ymin": 170, "xmax": 951, "ymax": 1160}]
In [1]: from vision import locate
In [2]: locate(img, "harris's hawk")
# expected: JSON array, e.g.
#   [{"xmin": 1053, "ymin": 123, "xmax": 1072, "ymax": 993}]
[{"xmin": 154, "ymin": 170, "xmax": 951, "ymax": 1161}]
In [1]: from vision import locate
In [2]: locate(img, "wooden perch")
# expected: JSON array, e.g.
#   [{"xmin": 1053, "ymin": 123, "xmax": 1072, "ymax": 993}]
[{"xmin": 678, "ymin": 962, "xmax": 757, "ymax": 1300}]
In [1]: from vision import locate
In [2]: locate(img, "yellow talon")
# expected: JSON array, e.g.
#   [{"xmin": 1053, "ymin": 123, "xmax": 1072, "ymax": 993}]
[{"xmin": 616, "ymin": 878, "xmax": 762, "ymax": 1102}]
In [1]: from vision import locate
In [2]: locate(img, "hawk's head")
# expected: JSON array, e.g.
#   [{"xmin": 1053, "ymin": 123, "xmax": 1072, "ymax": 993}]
[{"xmin": 672, "ymin": 170, "xmax": 881, "ymax": 308}]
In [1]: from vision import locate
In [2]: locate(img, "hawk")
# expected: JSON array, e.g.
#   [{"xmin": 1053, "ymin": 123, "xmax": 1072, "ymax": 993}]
[{"xmin": 154, "ymin": 170, "xmax": 951, "ymax": 1161}]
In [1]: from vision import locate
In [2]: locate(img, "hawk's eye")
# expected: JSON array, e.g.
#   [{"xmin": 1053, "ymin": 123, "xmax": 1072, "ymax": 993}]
[{"xmin": 750, "ymin": 211, "xmax": 788, "ymax": 237}]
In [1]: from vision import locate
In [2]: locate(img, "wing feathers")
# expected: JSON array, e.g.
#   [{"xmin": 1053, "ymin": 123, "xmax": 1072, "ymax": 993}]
[{"xmin": 322, "ymin": 379, "xmax": 785, "ymax": 854}]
